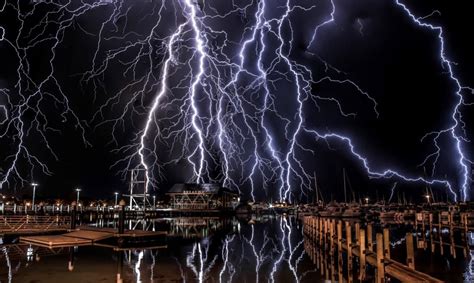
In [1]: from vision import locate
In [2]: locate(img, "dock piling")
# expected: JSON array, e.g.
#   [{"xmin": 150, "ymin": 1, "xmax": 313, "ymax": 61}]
[
  {"xmin": 359, "ymin": 228, "xmax": 366, "ymax": 280},
  {"xmin": 70, "ymin": 203, "xmax": 77, "ymax": 230},
  {"xmin": 118, "ymin": 200, "xmax": 126, "ymax": 234},
  {"xmin": 406, "ymin": 232, "xmax": 415, "ymax": 269},
  {"xmin": 383, "ymin": 228, "xmax": 390, "ymax": 259},
  {"xmin": 376, "ymin": 233, "xmax": 385, "ymax": 283}
]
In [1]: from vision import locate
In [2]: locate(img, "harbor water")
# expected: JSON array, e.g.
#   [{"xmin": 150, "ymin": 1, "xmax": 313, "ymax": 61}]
[{"xmin": 1, "ymin": 216, "xmax": 473, "ymax": 282}]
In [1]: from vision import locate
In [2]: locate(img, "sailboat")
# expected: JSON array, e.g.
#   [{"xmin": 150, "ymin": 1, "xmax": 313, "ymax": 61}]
[{"xmin": 341, "ymin": 168, "xmax": 363, "ymax": 218}]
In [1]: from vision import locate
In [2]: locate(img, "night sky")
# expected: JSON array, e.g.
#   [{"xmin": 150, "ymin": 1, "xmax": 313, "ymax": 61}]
[{"xmin": 0, "ymin": 0, "xmax": 473, "ymax": 202}]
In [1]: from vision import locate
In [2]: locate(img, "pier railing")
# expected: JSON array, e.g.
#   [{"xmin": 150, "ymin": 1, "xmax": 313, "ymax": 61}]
[
  {"xmin": 0, "ymin": 215, "xmax": 71, "ymax": 233},
  {"xmin": 303, "ymin": 216, "xmax": 444, "ymax": 283}
]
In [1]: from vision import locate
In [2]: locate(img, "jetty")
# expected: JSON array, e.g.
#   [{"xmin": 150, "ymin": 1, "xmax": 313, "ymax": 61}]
[
  {"xmin": 303, "ymin": 215, "xmax": 445, "ymax": 283},
  {"xmin": 0, "ymin": 215, "xmax": 71, "ymax": 236}
]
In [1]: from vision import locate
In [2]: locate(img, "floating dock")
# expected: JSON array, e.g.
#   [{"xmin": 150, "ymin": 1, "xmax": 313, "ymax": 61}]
[{"xmin": 20, "ymin": 227, "xmax": 167, "ymax": 248}]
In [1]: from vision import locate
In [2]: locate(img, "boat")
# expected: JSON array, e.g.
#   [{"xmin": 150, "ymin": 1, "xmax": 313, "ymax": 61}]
[
  {"xmin": 341, "ymin": 205, "xmax": 363, "ymax": 218},
  {"xmin": 319, "ymin": 205, "xmax": 344, "ymax": 217}
]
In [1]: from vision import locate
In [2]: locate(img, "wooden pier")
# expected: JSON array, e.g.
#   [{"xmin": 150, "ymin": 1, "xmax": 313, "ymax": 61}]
[
  {"xmin": 0, "ymin": 215, "xmax": 71, "ymax": 235},
  {"xmin": 303, "ymin": 215, "xmax": 444, "ymax": 283},
  {"xmin": 413, "ymin": 211, "xmax": 472, "ymax": 258}
]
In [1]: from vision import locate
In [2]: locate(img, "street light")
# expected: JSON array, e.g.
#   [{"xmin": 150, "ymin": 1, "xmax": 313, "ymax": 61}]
[
  {"xmin": 425, "ymin": 194, "xmax": 430, "ymax": 204},
  {"xmin": 114, "ymin": 192, "xmax": 119, "ymax": 207},
  {"xmin": 153, "ymin": 195, "xmax": 156, "ymax": 210},
  {"xmin": 364, "ymin": 197, "xmax": 369, "ymax": 205},
  {"xmin": 76, "ymin": 188, "xmax": 81, "ymax": 204},
  {"xmin": 31, "ymin": 183, "xmax": 38, "ymax": 212}
]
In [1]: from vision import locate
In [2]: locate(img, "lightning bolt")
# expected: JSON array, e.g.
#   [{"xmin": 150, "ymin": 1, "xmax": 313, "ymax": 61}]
[
  {"xmin": 307, "ymin": 0, "xmax": 335, "ymax": 49},
  {"xmin": 187, "ymin": 241, "xmax": 218, "ymax": 283},
  {"xmin": 1, "ymin": 0, "xmax": 471, "ymax": 203},
  {"xmin": 394, "ymin": 0, "xmax": 472, "ymax": 200},
  {"xmin": 219, "ymin": 234, "xmax": 236, "ymax": 283},
  {"xmin": 357, "ymin": 18, "xmax": 364, "ymax": 36},
  {"xmin": 183, "ymin": 0, "xmax": 207, "ymax": 183},
  {"xmin": 2, "ymin": 247, "xmax": 12, "ymax": 283},
  {"xmin": 243, "ymin": 224, "xmax": 274, "ymax": 283},
  {"xmin": 138, "ymin": 22, "xmax": 187, "ymax": 192},
  {"xmin": 0, "ymin": 0, "xmax": 97, "ymax": 188},
  {"xmin": 388, "ymin": 182, "xmax": 398, "ymax": 203}
]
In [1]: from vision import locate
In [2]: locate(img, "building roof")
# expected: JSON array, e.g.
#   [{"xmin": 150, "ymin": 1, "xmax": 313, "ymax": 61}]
[{"xmin": 167, "ymin": 183, "xmax": 238, "ymax": 195}]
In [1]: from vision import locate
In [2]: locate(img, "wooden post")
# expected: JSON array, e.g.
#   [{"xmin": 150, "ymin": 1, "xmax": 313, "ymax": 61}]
[
  {"xmin": 429, "ymin": 213, "xmax": 435, "ymax": 252},
  {"xmin": 338, "ymin": 259, "xmax": 343, "ymax": 283},
  {"xmin": 464, "ymin": 213, "xmax": 469, "ymax": 235},
  {"xmin": 376, "ymin": 233, "xmax": 385, "ymax": 283},
  {"xmin": 319, "ymin": 218, "xmax": 323, "ymax": 247},
  {"xmin": 337, "ymin": 221, "xmax": 342, "ymax": 251},
  {"xmin": 327, "ymin": 219, "xmax": 331, "ymax": 250},
  {"xmin": 422, "ymin": 212, "xmax": 426, "ymax": 234},
  {"xmin": 464, "ymin": 214, "xmax": 469, "ymax": 257},
  {"xmin": 118, "ymin": 200, "xmax": 126, "ymax": 234},
  {"xmin": 330, "ymin": 220, "xmax": 335, "ymax": 256},
  {"xmin": 355, "ymin": 222, "xmax": 360, "ymax": 245},
  {"xmin": 337, "ymin": 220, "xmax": 343, "ymax": 280},
  {"xmin": 316, "ymin": 241, "xmax": 320, "ymax": 270},
  {"xmin": 406, "ymin": 232, "xmax": 415, "ymax": 269},
  {"xmin": 367, "ymin": 224, "xmax": 373, "ymax": 252},
  {"xmin": 323, "ymin": 219, "xmax": 328, "ymax": 249},
  {"xmin": 319, "ymin": 244, "xmax": 324, "ymax": 276},
  {"xmin": 438, "ymin": 213, "xmax": 444, "ymax": 255},
  {"xmin": 450, "ymin": 228, "xmax": 456, "ymax": 259},
  {"xmin": 325, "ymin": 253, "xmax": 330, "ymax": 281},
  {"xmin": 308, "ymin": 217, "xmax": 312, "ymax": 238},
  {"xmin": 70, "ymin": 204, "xmax": 76, "ymax": 230},
  {"xmin": 315, "ymin": 217, "xmax": 319, "ymax": 241},
  {"xmin": 383, "ymin": 228, "xmax": 390, "ymax": 259},
  {"xmin": 449, "ymin": 212, "xmax": 456, "ymax": 258},
  {"xmin": 429, "ymin": 213, "xmax": 433, "ymax": 231},
  {"xmin": 330, "ymin": 233, "xmax": 336, "ymax": 283},
  {"xmin": 346, "ymin": 221, "xmax": 353, "ymax": 273},
  {"xmin": 306, "ymin": 217, "xmax": 309, "ymax": 235},
  {"xmin": 305, "ymin": 217, "xmax": 309, "ymax": 234},
  {"xmin": 359, "ymin": 228, "xmax": 366, "ymax": 280},
  {"xmin": 313, "ymin": 217, "xmax": 316, "ymax": 239}
]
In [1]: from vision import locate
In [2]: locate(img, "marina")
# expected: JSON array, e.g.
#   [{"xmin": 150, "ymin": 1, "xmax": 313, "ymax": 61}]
[
  {"xmin": 1, "ymin": 213, "xmax": 474, "ymax": 282},
  {"xmin": 1, "ymin": 201, "xmax": 474, "ymax": 281}
]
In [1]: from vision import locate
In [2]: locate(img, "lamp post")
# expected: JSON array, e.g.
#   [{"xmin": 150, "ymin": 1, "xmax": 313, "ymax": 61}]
[
  {"xmin": 425, "ymin": 194, "xmax": 430, "ymax": 204},
  {"xmin": 153, "ymin": 195, "xmax": 156, "ymax": 210},
  {"xmin": 31, "ymin": 182, "xmax": 38, "ymax": 212},
  {"xmin": 364, "ymin": 197, "xmax": 369, "ymax": 205},
  {"xmin": 76, "ymin": 188, "xmax": 81, "ymax": 204},
  {"xmin": 114, "ymin": 192, "xmax": 119, "ymax": 207}
]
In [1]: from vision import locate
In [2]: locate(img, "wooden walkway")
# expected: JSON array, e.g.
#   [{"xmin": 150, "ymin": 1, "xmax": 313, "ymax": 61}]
[
  {"xmin": 303, "ymin": 215, "xmax": 444, "ymax": 283},
  {"xmin": 0, "ymin": 215, "xmax": 71, "ymax": 235},
  {"xmin": 20, "ymin": 227, "xmax": 167, "ymax": 248}
]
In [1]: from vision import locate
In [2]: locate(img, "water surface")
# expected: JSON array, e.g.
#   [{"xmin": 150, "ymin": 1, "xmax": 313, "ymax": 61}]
[{"xmin": 1, "ymin": 216, "xmax": 473, "ymax": 282}]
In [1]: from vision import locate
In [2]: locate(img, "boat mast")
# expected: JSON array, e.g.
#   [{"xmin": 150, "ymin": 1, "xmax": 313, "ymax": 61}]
[
  {"xmin": 343, "ymin": 168, "xmax": 347, "ymax": 204},
  {"xmin": 429, "ymin": 186, "xmax": 436, "ymax": 203},
  {"xmin": 314, "ymin": 172, "xmax": 319, "ymax": 205}
]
